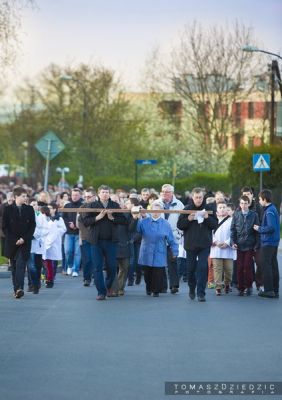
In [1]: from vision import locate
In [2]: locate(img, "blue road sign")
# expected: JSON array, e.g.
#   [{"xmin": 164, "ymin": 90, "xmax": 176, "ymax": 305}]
[
  {"xmin": 135, "ymin": 159, "xmax": 157, "ymax": 165},
  {"xmin": 253, "ymin": 154, "xmax": 270, "ymax": 172}
]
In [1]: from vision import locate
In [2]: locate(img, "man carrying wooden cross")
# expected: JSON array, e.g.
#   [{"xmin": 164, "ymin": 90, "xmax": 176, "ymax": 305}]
[
  {"xmin": 81, "ymin": 185, "xmax": 126, "ymax": 301},
  {"xmin": 177, "ymin": 187, "xmax": 218, "ymax": 302}
]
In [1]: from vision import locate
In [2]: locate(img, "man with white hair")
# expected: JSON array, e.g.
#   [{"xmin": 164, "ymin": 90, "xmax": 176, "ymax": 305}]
[{"xmin": 160, "ymin": 184, "xmax": 184, "ymax": 294}]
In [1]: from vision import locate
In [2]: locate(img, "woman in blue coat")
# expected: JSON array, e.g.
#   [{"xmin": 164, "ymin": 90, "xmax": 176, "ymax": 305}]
[{"xmin": 131, "ymin": 201, "xmax": 178, "ymax": 296}]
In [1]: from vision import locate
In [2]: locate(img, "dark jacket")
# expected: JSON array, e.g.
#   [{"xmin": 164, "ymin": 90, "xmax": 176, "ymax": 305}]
[
  {"xmin": 177, "ymin": 200, "xmax": 217, "ymax": 251},
  {"xmin": 116, "ymin": 213, "xmax": 131, "ymax": 259},
  {"xmin": 2, "ymin": 203, "xmax": 36, "ymax": 260},
  {"xmin": 258, "ymin": 204, "xmax": 280, "ymax": 247},
  {"xmin": 230, "ymin": 209, "xmax": 260, "ymax": 251},
  {"xmin": 81, "ymin": 199, "xmax": 126, "ymax": 244},
  {"xmin": 63, "ymin": 199, "xmax": 84, "ymax": 235}
]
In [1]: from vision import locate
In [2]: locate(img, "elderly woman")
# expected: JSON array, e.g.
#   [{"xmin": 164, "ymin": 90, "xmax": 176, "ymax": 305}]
[{"xmin": 131, "ymin": 201, "xmax": 178, "ymax": 297}]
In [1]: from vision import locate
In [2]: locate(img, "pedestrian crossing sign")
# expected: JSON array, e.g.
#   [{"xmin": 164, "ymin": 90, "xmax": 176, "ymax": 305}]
[{"xmin": 253, "ymin": 154, "xmax": 270, "ymax": 171}]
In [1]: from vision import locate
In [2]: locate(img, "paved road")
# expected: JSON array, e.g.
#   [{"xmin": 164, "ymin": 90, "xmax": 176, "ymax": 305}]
[{"xmin": 0, "ymin": 255, "xmax": 282, "ymax": 400}]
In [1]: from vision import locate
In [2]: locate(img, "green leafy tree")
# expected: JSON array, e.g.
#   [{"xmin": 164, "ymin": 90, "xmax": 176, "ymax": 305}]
[{"xmin": 2, "ymin": 63, "xmax": 148, "ymax": 186}]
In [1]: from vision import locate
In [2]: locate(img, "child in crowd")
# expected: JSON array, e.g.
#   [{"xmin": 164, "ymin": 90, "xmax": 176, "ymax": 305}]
[
  {"xmin": 41, "ymin": 206, "xmax": 66, "ymax": 288},
  {"xmin": 230, "ymin": 196, "xmax": 259, "ymax": 296},
  {"xmin": 210, "ymin": 202, "xmax": 236, "ymax": 295}
]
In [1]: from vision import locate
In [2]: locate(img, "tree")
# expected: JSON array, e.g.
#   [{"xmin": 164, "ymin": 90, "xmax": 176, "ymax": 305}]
[
  {"xmin": 0, "ymin": 0, "xmax": 35, "ymax": 71},
  {"xmin": 1, "ymin": 63, "xmax": 148, "ymax": 186},
  {"xmin": 143, "ymin": 21, "xmax": 267, "ymax": 173}
]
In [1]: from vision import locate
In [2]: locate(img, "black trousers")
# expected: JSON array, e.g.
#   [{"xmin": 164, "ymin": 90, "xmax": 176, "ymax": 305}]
[
  {"xmin": 11, "ymin": 248, "xmax": 27, "ymax": 292},
  {"xmin": 143, "ymin": 266, "xmax": 164, "ymax": 294},
  {"xmin": 162, "ymin": 248, "xmax": 179, "ymax": 290},
  {"xmin": 260, "ymin": 246, "xmax": 279, "ymax": 293}
]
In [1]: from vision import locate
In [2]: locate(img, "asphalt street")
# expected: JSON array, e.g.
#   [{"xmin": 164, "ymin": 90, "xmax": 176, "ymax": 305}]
[{"xmin": 0, "ymin": 254, "xmax": 282, "ymax": 400}]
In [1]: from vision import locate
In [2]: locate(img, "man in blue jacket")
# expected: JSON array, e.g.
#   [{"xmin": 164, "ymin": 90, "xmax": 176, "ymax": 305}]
[{"xmin": 253, "ymin": 189, "xmax": 280, "ymax": 299}]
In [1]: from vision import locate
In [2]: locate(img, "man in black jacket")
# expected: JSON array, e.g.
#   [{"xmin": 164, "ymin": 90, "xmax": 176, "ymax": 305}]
[
  {"xmin": 82, "ymin": 185, "xmax": 126, "ymax": 300},
  {"xmin": 177, "ymin": 187, "xmax": 217, "ymax": 302},
  {"xmin": 2, "ymin": 187, "xmax": 36, "ymax": 298}
]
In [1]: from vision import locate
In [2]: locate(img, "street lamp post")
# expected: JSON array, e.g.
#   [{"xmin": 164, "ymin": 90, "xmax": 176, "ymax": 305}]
[
  {"xmin": 242, "ymin": 45, "xmax": 282, "ymax": 144},
  {"xmin": 56, "ymin": 167, "xmax": 70, "ymax": 191},
  {"xmin": 21, "ymin": 141, "xmax": 28, "ymax": 178}
]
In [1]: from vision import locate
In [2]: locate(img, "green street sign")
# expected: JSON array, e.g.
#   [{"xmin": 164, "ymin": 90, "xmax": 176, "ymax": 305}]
[{"xmin": 35, "ymin": 131, "xmax": 65, "ymax": 160}]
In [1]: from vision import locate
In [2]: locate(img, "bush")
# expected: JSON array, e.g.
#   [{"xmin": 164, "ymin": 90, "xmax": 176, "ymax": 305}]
[
  {"xmin": 81, "ymin": 173, "xmax": 230, "ymax": 195},
  {"xmin": 229, "ymin": 145, "xmax": 282, "ymax": 190}
]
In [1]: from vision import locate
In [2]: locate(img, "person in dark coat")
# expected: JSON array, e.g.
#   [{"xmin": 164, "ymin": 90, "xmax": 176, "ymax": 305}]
[
  {"xmin": 82, "ymin": 185, "xmax": 126, "ymax": 300},
  {"xmin": 2, "ymin": 187, "xmax": 36, "ymax": 298},
  {"xmin": 177, "ymin": 187, "xmax": 218, "ymax": 302}
]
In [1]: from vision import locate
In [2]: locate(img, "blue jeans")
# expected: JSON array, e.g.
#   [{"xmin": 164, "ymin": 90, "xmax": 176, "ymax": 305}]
[
  {"xmin": 91, "ymin": 240, "xmax": 117, "ymax": 296},
  {"xmin": 27, "ymin": 253, "xmax": 42, "ymax": 288},
  {"xmin": 186, "ymin": 247, "xmax": 210, "ymax": 297},
  {"xmin": 177, "ymin": 257, "xmax": 187, "ymax": 280},
  {"xmin": 128, "ymin": 242, "xmax": 140, "ymax": 283},
  {"xmin": 64, "ymin": 234, "xmax": 81, "ymax": 273},
  {"xmin": 81, "ymin": 240, "xmax": 93, "ymax": 281}
]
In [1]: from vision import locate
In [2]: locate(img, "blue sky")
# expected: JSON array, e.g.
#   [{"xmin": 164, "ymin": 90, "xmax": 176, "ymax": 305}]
[{"xmin": 12, "ymin": 0, "xmax": 282, "ymax": 91}]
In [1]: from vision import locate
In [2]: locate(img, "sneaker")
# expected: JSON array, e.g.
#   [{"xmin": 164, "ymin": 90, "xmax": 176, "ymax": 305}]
[
  {"xmin": 258, "ymin": 290, "xmax": 275, "ymax": 298},
  {"xmin": 106, "ymin": 288, "xmax": 118, "ymax": 297},
  {"xmin": 118, "ymin": 289, "xmax": 124, "ymax": 296},
  {"xmin": 15, "ymin": 289, "xmax": 24, "ymax": 299},
  {"xmin": 45, "ymin": 281, "xmax": 54, "ymax": 288},
  {"xmin": 198, "ymin": 296, "xmax": 206, "ymax": 302},
  {"xmin": 72, "ymin": 272, "xmax": 78, "ymax": 277},
  {"xmin": 67, "ymin": 268, "xmax": 72, "ymax": 275},
  {"xmin": 146, "ymin": 291, "xmax": 152, "ymax": 296},
  {"xmin": 96, "ymin": 295, "xmax": 106, "ymax": 301},
  {"xmin": 33, "ymin": 286, "xmax": 39, "ymax": 294},
  {"xmin": 83, "ymin": 280, "xmax": 91, "ymax": 287},
  {"xmin": 224, "ymin": 285, "xmax": 230, "ymax": 294},
  {"xmin": 238, "ymin": 290, "xmax": 244, "ymax": 296},
  {"xmin": 208, "ymin": 282, "xmax": 215, "ymax": 289},
  {"xmin": 216, "ymin": 289, "xmax": 221, "ymax": 296},
  {"xmin": 170, "ymin": 287, "xmax": 178, "ymax": 294}
]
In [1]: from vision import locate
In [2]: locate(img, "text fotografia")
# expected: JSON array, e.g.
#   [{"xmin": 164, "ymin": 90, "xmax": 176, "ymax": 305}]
[{"xmin": 165, "ymin": 382, "xmax": 282, "ymax": 396}]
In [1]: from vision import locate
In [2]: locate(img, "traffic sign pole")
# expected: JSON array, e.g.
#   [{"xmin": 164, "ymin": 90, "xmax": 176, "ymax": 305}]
[
  {"xmin": 135, "ymin": 163, "xmax": 138, "ymax": 191},
  {"xmin": 134, "ymin": 159, "xmax": 157, "ymax": 191},
  {"xmin": 44, "ymin": 139, "xmax": 52, "ymax": 191}
]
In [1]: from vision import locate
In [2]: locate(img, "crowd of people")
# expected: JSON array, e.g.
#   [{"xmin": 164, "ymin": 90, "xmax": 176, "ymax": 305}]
[{"xmin": 0, "ymin": 182, "xmax": 280, "ymax": 301}]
